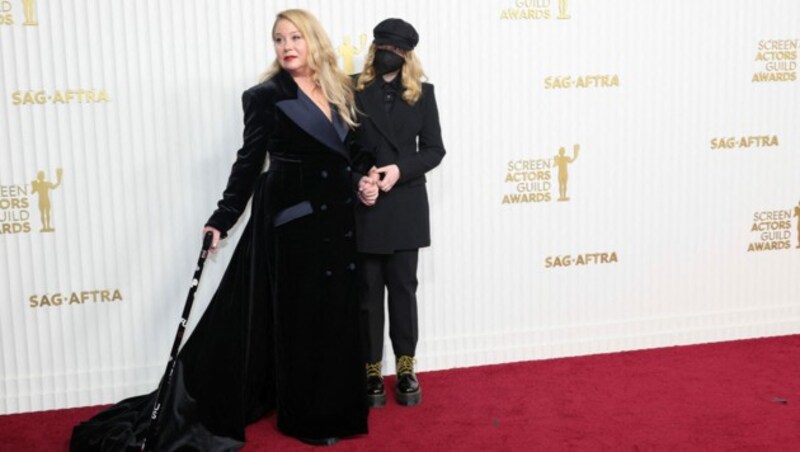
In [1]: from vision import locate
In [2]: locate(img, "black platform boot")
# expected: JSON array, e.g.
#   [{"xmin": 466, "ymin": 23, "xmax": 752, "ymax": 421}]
[
  {"xmin": 366, "ymin": 362, "xmax": 387, "ymax": 408},
  {"xmin": 395, "ymin": 355, "xmax": 422, "ymax": 406}
]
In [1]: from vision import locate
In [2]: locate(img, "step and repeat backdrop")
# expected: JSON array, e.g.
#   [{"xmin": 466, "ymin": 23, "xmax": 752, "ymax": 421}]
[{"xmin": 1, "ymin": 0, "xmax": 798, "ymax": 414}]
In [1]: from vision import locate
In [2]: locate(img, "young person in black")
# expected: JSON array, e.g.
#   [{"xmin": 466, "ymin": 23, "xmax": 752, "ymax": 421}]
[{"xmin": 354, "ymin": 18, "xmax": 446, "ymax": 408}]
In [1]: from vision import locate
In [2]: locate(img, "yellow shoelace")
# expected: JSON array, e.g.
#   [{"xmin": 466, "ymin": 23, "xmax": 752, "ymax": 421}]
[
  {"xmin": 396, "ymin": 356, "xmax": 415, "ymax": 376},
  {"xmin": 366, "ymin": 362, "xmax": 382, "ymax": 378}
]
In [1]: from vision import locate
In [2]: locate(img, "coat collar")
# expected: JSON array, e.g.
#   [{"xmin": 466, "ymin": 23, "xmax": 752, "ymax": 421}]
[
  {"xmin": 274, "ymin": 70, "xmax": 349, "ymax": 160},
  {"xmin": 358, "ymin": 79, "xmax": 400, "ymax": 150}
]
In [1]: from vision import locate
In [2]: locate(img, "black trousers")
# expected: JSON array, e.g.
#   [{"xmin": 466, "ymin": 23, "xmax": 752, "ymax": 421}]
[{"xmin": 359, "ymin": 250, "xmax": 419, "ymax": 363}]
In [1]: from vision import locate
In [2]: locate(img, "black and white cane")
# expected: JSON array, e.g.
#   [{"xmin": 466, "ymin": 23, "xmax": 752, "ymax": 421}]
[{"xmin": 141, "ymin": 231, "xmax": 214, "ymax": 451}]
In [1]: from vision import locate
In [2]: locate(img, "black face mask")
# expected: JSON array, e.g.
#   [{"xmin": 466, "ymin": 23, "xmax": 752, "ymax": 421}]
[{"xmin": 373, "ymin": 49, "xmax": 405, "ymax": 75}]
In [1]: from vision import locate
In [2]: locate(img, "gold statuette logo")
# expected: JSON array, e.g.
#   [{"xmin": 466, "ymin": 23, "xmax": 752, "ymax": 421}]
[
  {"xmin": 502, "ymin": 144, "xmax": 582, "ymax": 205},
  {"xmin": 557, "ymin": 0, "xmax": 571, "ymax": 19},
  {"xmin": 0, "ymin": 0, "xmax": 38, "ymax": 26},
  {"xmin": 795, "ymin": 201, "xmax": 800, "ymax": 249},
  {"xmin": 21, "ymin": 0, "xmax": 36, "ymax": 25},
  {"xmin": 337, "ymin": 33, "xmax": 367, "ymax": 75},
  {"xmin": 31, "ymin": 168, "xmax": 62, "ymax": 232},
  {"xmin": 554, "ymin": 144, "xmax": 578, "ymax": 201},
  {"xmin": 0, "ymin": 168, "xmax": 63, "ymax": 235}
]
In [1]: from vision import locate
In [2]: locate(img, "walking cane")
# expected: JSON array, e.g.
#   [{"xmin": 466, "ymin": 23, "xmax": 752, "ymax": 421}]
[{"xmin": 141, "ymin": 231, "xmax": 214, "ymax": 451}]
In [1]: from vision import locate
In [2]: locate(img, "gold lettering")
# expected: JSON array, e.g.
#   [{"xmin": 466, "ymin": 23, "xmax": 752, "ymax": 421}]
[
  {"xmin": 748, "ymin": 241, "xmax": 791, "ymax": 252},
  {"xmin": 752, "ymin": 210, "xmax": 792, "ymax": 222},
  {"xmin": 28, "ymin": 289, "xmax": 123, "ymax": 307},
  {"xmin": 546, "ymin": 252, "xmax": 617, "ymax": 268},
  {"xmin": 502, "ymin": 192, "xmax": 551, "ymax": 204},
  {"xmin": 758, "ymin": 40, "xmax": 799, "ymax": 51},
  {"xmin": 752, "ymin": 72, "xmax": 797, "ymax": 82},
  {"xmin": 547, "ymin": 75, "xmax": 618, "ymax": 89},
  {"xmin": 0, "ymin": 223, "xmax": 30, "ymax": 234}
]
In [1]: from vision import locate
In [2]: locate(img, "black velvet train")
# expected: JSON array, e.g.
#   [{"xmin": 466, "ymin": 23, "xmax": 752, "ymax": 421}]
[{"xmin": 71, "ymin": 68, "xmax": 370, "ymax": 451}]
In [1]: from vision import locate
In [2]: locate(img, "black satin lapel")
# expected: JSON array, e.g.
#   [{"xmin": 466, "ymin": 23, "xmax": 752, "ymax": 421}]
[
  {"xmin": 331, "ymin": 106, "xmax": 348, "ymax": 143},
  {"xmin": 276, "ymin": 98, "xmax": 349, "ymax": 161},
  {"xmin": 359, "ymin": 84, "xmax": 399, "ymax": 150}
]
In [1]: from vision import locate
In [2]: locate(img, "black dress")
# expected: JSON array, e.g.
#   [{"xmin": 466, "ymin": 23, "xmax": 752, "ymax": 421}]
[{"xmin": 70, "ymin": 69, "xmax": 370, "ymax": 451}]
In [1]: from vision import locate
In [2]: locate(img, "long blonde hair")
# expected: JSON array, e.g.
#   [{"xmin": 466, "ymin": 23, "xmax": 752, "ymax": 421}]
[
  {"xmin": 356, "ymin": 44, "xmax": 426, "ymax": 105},
  {"xmin": 260, "ymin": 9, "xmax": 358, "ymax": 128}
]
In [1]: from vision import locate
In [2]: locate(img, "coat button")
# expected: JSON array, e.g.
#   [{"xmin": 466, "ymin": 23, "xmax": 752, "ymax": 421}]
[
  {"xmin": 344, "ymin": 230, "xmax": 353, "ymax": 239},
  {"xmin": 320, "ymin": 204, "xmax": 328, "ymax": 211},
  {"xmin": 344, "ymin": 197, "xmax": 352, "ymax": 204},
  {"xmin": 325, "ymin": 270, "xmax": 332, "ymax": 277},
  {"xmin": 323, "ymin": 237, "xmax": 331, "ymax": 243},
  {"xmin": 321, "ymin": 170, "xmax": 328, "ymax": 178},
  {"xmin": 348, "ymin": 263, "xmax": 356, "ymax": 271},
  {"xmin": 346, "ymin": 166, "xmax": 352, "ymax": 172}
]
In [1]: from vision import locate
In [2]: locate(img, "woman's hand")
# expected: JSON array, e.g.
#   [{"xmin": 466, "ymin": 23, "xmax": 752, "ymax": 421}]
[
  {"xmin": 358, "ymin": 176, "xmax": 379, "ymax": 206},
  {"xmin": 374, "ymin": 164, "xmax": 400, "ymax": 192},
  {"xmin": 202, "ymin": 226, "xmax": 221, "ymax": 254}
]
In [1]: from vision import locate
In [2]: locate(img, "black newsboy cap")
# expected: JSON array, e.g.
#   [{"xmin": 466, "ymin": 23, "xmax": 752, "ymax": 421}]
[{"xmin": 373, "ymin": 18, "xmax": 419, "ymax": 50}]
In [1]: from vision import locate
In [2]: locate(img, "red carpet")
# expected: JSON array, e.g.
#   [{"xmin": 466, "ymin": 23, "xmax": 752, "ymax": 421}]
[{"xmin": 2, "ymin": 335, "xmax": 798, "ymax": 450}]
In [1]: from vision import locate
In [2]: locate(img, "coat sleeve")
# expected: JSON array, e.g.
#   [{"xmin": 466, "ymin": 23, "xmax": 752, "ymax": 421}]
[
  {"xmin": 347, "ymin": 130, "xmax": 376, "ymax": 190},
  {"xmin": 396, "ymin": 84, "xmax": 446, "ymax": 182},
  {"xmin": 205, "ymin": 88, "xmax": 275, "ymax": 238}
]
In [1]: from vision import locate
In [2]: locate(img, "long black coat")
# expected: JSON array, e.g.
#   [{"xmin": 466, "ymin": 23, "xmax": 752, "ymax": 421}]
[
  {"xmin": 354, "ymin": 79, "xmax": 446, "ymax": 254},
  {"xmin": 71, "ymin": 69, "xmax": 370, "ymax": 451}
]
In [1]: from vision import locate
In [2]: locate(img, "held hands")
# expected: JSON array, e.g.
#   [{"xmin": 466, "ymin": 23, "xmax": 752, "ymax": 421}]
[
  {"xmin": 202, "ymin": 226, "xmax": 221, "ymax": 254},
  {"xmin": 358, "ymin": 164, "xmax": 400, "ymax": 206},
  {"xmin": 373, "ymin": 164, "xmax": 400, "ymax": 192},
  {"xmin": 358, "ymin": 173, "xmax": 379, "ymax": 206}
]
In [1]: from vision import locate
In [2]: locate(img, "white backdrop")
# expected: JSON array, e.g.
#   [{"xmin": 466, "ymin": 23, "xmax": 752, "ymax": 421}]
[{"xmin": 1, "ymin": 0, "xmax": 799, "ymax": 414}]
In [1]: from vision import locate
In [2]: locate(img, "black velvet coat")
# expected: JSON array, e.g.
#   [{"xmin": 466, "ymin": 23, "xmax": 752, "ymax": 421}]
[
  {"xmin": 71, "ymin": 69, "xmax": 370, "ymax": 451},
  {"xmin": 353, "ymin": 79, "xmax": 445, "ymax": 254}
]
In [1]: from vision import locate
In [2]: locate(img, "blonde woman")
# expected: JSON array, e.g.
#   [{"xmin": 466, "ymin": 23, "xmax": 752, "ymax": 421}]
[
  {"xmin": 354, "ymin": 19, "xmax": 446, "ymax": 408},
  {"xmin": 72, "ymin": 9, "xmax": 374, "ymax": 450}
]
